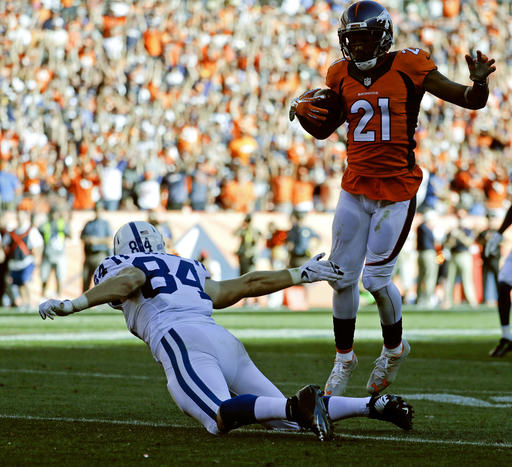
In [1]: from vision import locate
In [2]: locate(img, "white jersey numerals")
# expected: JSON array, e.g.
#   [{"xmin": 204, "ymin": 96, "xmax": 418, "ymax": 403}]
[{"xmin": 351, "ymin": 98, "xmax": 391, "ymax": 142}]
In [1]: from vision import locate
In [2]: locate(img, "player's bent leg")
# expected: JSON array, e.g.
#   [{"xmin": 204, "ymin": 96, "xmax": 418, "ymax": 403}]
[
  {"xmin": 227, "ymin": 347, "xmax": 299, "ymax": 431},
  {"xmin": 158, "ymin": 329, "xmax": 230, "ymax": 435}
]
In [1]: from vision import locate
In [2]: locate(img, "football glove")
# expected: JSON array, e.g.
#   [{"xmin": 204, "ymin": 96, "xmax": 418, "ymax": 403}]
[
  {"xmin": 465, "ymin": 50, "xmax": 496, "ymax": 83},
  {"xmin": 484, "ymin": 232, "xmax": 502, "ymax": 258},
  {"xmin": 298, "ymin": 253, "xmax": 344, "ymax": 284},
  {"xmin": 289, "ymin": 89, "xmax": 329, "ymax": 126},
  {"xmin": 39, "ymin": 299, "xmax": 74, "ymax": 320}
]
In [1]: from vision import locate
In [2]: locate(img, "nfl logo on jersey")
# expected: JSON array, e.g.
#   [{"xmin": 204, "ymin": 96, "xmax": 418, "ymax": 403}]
[{"xmin": 364, "ymin": 77, "xmax": 372, "ymax": 86}]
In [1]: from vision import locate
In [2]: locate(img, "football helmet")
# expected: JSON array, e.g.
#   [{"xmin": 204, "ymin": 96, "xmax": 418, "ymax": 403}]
[
  {"xmin": 113, "ymin": 221, "xmax": 165, "ymax": 255},
  {"xmin": 338, "ymin": 1, "xmax": 393, "ymax": 71}
]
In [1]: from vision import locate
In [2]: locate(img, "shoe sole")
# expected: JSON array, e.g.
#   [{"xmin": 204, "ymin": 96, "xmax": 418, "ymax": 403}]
[{"xmin": 311, "ymin": 388, "xmax": 333, "ymax": 441}]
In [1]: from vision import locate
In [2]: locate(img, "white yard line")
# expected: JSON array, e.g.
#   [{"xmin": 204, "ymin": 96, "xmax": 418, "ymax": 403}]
[
  {"xmin": 1, "ymin": 413, "xmax": 510, "ymax": 449},
  {"xmin": 0, "ymin": 328, "xmax": 501, "ymax": 342}
]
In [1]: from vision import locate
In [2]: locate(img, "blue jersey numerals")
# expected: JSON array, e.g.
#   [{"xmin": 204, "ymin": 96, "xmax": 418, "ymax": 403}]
[{"xmin": 132, "ymin": 256, "xmax": 210, "ymax": 301}]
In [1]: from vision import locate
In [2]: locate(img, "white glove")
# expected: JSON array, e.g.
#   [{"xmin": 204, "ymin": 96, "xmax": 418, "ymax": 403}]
[
  {"xmin": 484, "ymin": 232, "xmax": 502, "ymax": 258},
  {"xmin": 39, "ymin": 299, "xmax": 74, "ymax": 320},
  {"xmin": 292, "ymin": 253, "xmax": 344, "ymax": 284}
]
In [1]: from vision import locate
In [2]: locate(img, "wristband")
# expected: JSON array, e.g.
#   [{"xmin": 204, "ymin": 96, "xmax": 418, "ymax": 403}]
[
  {"xmin": 288, "ymin": 268, "xmax": 302, "ymax": 285},
  {"xmin": 71, "ymin": 295, "xmax": 89, "ymax": 311},
  {"xmin": 472, "ymin": 79, "xmax": 488, "ymax": 86}
]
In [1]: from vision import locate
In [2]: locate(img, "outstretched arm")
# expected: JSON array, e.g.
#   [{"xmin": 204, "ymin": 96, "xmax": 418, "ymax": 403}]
[
  {"xmin": 39, "ymin": 267, "xmax": 146, "ymax": 319},
  {"xmin": 424, "ymin": 50, "xmax": 496, "ymax": 109},
  {"xmin": 205, "ymin": 253, "xmax": 343, "ymax": 309}
]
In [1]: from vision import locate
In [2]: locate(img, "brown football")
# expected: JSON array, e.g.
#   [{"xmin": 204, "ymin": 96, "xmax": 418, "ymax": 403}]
[{"xmin": 297, "ymin": 88, "xmax": 346, "ymax": 140}]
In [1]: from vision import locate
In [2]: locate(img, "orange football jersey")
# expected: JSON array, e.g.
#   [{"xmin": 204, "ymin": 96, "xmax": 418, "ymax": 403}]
[{"xmin": 326, "ymin": 48, "xmax": 436, "ymax": 201}]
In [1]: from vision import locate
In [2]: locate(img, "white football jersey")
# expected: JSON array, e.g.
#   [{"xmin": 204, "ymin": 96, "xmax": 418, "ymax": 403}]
[{"xmin": 93, "ymin": 252, "xmax": 212, "ymax": 354}]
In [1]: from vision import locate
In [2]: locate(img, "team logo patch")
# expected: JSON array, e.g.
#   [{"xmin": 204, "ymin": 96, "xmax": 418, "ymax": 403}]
[{"xmin": 364, "ymin": 77, "xmax": 372, "ymax": 86}]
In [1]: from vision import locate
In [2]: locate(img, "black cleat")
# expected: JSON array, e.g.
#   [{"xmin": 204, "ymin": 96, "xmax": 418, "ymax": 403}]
[
  {"xmin": 489, "ymin": 338, "xmax": 512, "ymax": 357},
  {"xmin": 287, "ymin": 384, "xmax": 333, "ymax": 441},
  {"xmin": 369, "ymin": 394, "xmax": 413, "ymax": 431}
]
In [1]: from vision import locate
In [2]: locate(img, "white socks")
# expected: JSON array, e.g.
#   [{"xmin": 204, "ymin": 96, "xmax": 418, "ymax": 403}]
[
  {"xmin": 502, "ymin": 325, "xmax": 512, "ymax": 340},
  {"xmin": 253, "ymin": 396, "xmax": 287, "ymax": 421},
  {"xmin": 327, "ymin": 396, "xmax": 370, "ymax": 420},
  {"xmin": 336, "ymin": 350, "xmax": 355, "ymax": 362},
  {"xmin": 384, "ymin": 341, "xmax": 403, "ymax": 356}
]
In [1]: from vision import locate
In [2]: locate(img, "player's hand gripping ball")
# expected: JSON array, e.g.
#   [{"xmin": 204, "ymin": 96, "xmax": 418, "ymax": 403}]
[{"xmin": 290, "ymin": 88, "xmax": 346, "ymax": 140}]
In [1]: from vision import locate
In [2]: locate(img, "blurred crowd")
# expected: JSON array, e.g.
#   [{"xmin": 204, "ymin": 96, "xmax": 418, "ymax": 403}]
[{"xmin": 0, "ymin": 0, "xmax": 510, "ymax": 217}]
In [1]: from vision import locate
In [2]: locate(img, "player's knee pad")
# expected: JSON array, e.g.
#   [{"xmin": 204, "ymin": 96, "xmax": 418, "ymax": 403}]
[
  {"xmin": 329, "ymin": 274, "xmax": 359, "ymax": 293},
  {"xmin": 361, "ymin": 269, "xmax": 392, "ymax": 293}
]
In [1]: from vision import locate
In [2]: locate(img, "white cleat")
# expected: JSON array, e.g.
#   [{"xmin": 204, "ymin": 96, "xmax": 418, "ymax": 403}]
[
  {"xmin": 366, "ymin": 339, "xmax": 410, "ymax": 394},
  {"xmin": 324, "ymin": 352, "xmax": 358, "ymax": 396}
]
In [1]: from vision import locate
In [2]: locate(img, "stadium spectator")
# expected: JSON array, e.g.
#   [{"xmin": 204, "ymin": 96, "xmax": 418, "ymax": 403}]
[
  {"xmin": 444, "ymin": 209, "xmax": 478, "ymax": 307},
  {"xmin": 3, "ymin": 210, "xmax": 43, "ymax": 310},
  {"xmin": 80, "ymin": 203, "xmax": 112, "ymax": 292},
  {"xmin": 235, "ymin": 213, "xmax": 260, "ymax": 276},
  {"xmin": 286, "ymin": 211, "xmax": 320, "ymax": 269},
  {"xmin": 39, "ymin": 221, "xmax": 413, "ymax": 439},
  {"xmin": 0, "ymin": 161, "xmax": 22, "ymax": 211},
  {"xmin": 476, "ymin": 212, "xmax": 501, "ymax": 306},
  {"xmin": 39, "ymin": 207, "xmax": 71, "ymax": 297},
  {"xmin": 416, "ymin": 210, "xmax": 440, "ymax": 307},
  {"xmin": 162, "ymin": 164, "xmax": 188, "ymax": 211},
  {"xmin": 99, "ymin": 161, "xmax": 123, "ymax": 211}
]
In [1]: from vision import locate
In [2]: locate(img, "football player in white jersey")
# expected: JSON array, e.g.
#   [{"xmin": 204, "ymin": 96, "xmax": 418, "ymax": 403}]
[{"xmin": 39, "ymin": 221, "xmax": 414, "ymax": 440}]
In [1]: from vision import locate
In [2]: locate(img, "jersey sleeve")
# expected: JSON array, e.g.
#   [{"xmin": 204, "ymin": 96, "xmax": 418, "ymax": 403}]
[
  {"xmin": 398, "ymin": 48, "xmax": 437, "ymax": 89},
  {"xmin": 192, "ymin": 259, "xmax": 211, "ymax": 283},
  {"xmin": 93, "ymin": 255, "xmax": 134, "ymax": 286},
  {"xmin": 326, "ymin": 58, "xmax": 347, "ymax": 93}
]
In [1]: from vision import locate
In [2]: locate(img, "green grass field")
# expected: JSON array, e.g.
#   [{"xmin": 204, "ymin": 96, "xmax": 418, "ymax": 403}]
[{"xmin": 1, "ymin": 306, "xmax": 511, "ymax": 466}]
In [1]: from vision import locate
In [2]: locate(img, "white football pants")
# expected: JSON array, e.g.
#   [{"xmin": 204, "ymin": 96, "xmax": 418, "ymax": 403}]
[
  {"xmin": 155, "ymin": 320, "xmax": 297, "ymax": 434},
  {"xmin": 329, "ymin": 189, "xmax": 416, "ymax": 319}
]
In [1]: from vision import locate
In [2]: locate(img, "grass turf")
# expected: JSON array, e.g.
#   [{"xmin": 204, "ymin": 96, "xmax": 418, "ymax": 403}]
[{"xmin": 1, "ymin": 306, "xmax": 511, "ymax": 465}]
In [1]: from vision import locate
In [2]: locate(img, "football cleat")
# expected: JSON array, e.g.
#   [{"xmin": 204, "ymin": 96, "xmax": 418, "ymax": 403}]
[
  {"xmin": 368, "ymin": 393, "xmax": 413, "ymax": 431},
  {"xmin": 324, "ymin": 352, "xmax": 358, "ymax": 396},
  {"xmin": 366, "ymin": 339, "xmax": 410, "ymax": 394},
  {"xmin": 489, "ymin": 338, "xmax": 512, "ymax": 357},
  {"xmin": 287, "ymin": 384, "xmax": 333, "ymax": 441}
]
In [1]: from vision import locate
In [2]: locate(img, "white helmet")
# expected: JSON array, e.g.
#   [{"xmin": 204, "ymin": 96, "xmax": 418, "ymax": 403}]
[{"xmin": 113, "ymin": 221, "xmax": 165, "ymax": 255}]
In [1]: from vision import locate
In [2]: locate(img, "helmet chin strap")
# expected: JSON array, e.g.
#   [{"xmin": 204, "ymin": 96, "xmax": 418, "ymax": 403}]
[{"xmin": 354, "ymin": 57, "xmax": 378, "ymax": 70}]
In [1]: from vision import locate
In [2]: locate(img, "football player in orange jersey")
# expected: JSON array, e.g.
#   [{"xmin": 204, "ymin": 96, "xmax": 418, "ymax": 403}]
[{"xmin": 290, "ymin": 0, "xmax": 496, "ymax": 397}]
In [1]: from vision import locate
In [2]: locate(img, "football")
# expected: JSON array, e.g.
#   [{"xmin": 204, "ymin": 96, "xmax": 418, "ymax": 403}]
[{"xmin": 297, "ymin": 88, "xmax": 346, "ymax": 140}]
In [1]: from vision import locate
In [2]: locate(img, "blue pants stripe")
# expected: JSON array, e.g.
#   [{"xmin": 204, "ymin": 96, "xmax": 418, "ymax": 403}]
[
  {"xmin": 160, "ymin": 331, "xmax": 219, "ymax": 422},
  {"xmin": 168, "ymin": 329, "xmax": 223, "ymax": 406}
]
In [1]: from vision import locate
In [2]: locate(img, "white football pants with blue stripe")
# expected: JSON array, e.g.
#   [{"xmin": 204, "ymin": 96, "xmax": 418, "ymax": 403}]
[{"xmin": 155, "ymin": 320, "xmax": 298, "ymax": 434}]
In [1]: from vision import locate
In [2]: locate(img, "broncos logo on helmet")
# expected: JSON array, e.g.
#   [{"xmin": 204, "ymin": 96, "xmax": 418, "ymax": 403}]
[{"xmin": 338, "ymin": 0, "xmax": 393, "ymax": 71}]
